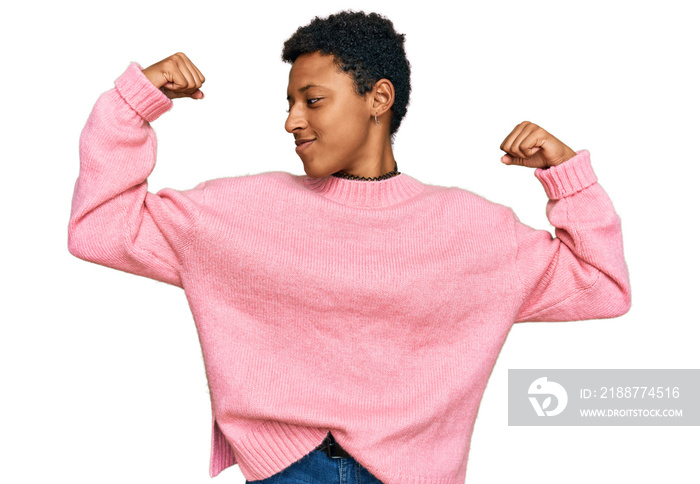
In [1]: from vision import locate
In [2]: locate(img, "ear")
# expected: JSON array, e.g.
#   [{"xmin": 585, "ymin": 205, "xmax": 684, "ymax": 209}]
[{"xmin": 369, "ymin": 79, "xmax": 395, "ymax": 118}]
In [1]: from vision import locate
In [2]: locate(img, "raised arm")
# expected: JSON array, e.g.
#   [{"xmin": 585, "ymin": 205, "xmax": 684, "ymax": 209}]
[
  {"xmin": 499, "ymin": 122, "xmax": 631, "ymax": 322},
  {"xmin": 68, "ymin": 53, "xmax": 207, "ymax": 287}
]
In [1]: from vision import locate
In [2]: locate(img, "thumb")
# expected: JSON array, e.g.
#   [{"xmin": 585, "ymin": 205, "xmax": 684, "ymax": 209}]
[
  {"xmin": 501, "ymin": 154, "xmax": 527, "ymax": 165},
  {"xmin": 159, "ymin": 86, "xmax": 205, "ymax": 100},
  {"xmin": 500, "ymin": 148, "xmax": 543, "ymax": 167}
]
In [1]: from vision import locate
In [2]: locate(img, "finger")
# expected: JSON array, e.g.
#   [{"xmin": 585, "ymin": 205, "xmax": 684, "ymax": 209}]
[
  {"xmin": 179, "ymin": 61, "xmax": 203, "ymax": 98},
  {"xmin": 191, "ymin": 62, "xmax": 205, "ymax": 84},
  {"xmin": 163, "ymin": 54, "xmax": 195, "ymax": 92},
  {"xmin": 162, "ymin": 65, "xmax": 205, "ymax": 99},
  {"xmin": 163, "ymin": 64, "xmax": 189, "ymax": 91},
  {"xmin": 183, "ymin": 58, "xmax": 202, "ymax": 88},
  {"xmin": 501, "ymin": 153, "xmax": 528, "ymax": 166},
  {"xmin": 184, "ymin": 60, "xmax": 205, "ymax": 98},
  {"xmin": 161, "ymin": 88, "xmax": 187, "ymax": 100},
  {"xmin": 518, "ymin": 128, "xmax": 548, "ymax": 158},
  {"xmin": 500, "ymin": 153, "xmax": 537, "ymax": 168},
  {"xmin": 499, "ymin": 121, "xmax": 529, "ymax": 156},
  {"xmin": 163, "ymin": 84, "xmax": 204, "ymax": 100},
  {"xmin": 510, "ymin": 123, "xmax": 540, "ymax": 159},
  {"xmin": 500, "ymin": 123, "xmax": 539, "ymax": 167},
  {"xmin": 187, "ymin": 63, "xmax": 204, "ymax": 99},
  {"xmin": 176, "ymin": 57, "xmax": 198, "ymax": 91},
  {"xmin": 179, "ymin": 53, "xmax": 204, "ymax": 89}
]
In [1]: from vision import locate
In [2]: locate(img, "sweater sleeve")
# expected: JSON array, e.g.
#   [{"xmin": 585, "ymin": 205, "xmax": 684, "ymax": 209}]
[
  {"xmin": 512, "ymin": 149, "xmax": 631, "ymax": 323},
  {"xmin": 68, "ymin": 62, "xmax": 206, "ymax": 288}
]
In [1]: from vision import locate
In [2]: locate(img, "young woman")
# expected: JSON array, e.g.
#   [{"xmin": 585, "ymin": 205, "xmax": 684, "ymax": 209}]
[{"xmin": 68, "ymin": 10, "xmax": 630, "ymax": 484}]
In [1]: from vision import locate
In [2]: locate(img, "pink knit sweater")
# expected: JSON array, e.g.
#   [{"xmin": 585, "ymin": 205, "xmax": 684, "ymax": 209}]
[{"xmin": 68, "ymin": 62, "xmax": 631, "ymax": 484}]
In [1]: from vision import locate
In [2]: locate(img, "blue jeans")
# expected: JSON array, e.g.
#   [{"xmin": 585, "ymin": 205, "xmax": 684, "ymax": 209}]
[{"xmin": 246, "ymin": 444, "xmax": 384, "ymax": 484}]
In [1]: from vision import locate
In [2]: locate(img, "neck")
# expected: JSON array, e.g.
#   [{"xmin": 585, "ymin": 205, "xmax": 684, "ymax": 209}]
[
  {"xmin": 333, "ymin": 160, "xmax": 399, "ymax": 181},
  {"xmin": 335, "ymin": 134, "xmax": 396, "ymax": 179}
]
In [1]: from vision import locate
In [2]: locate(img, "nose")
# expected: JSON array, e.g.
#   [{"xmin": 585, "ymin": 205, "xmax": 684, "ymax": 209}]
[{"xmin": 285, "ymin": 104, "xmax": 307, "ymax": 134}]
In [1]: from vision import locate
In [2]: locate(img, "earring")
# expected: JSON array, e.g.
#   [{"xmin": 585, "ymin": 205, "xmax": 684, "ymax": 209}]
[{"xmin": 375, "ymin": 113, "xmax": 380, "ymax": 126}]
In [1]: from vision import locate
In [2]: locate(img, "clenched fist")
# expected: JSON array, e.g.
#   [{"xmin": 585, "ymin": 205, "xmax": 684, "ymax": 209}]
[
  {"xmin": 499, "ymin": 121, "xmax": 576, "ymax": 168},
  {"xmin": 142, "ymin": 52, "xmax": 205, "ymax": 100}
]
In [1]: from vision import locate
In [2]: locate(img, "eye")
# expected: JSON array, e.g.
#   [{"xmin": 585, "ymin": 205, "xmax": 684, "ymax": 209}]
[{"xmin": 286, "ymin": 98, "xmax": 322, "ymax": 113}]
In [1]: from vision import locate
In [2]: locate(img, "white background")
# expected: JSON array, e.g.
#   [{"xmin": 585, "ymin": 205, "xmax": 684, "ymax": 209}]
[{"xmin": 2, "ymin": 0, "xmax": 698, "ymax": 482}]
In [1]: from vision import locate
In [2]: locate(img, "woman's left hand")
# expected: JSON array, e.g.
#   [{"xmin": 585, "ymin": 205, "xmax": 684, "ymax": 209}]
[{"xmin": 499, "ymin": 121, "xmax": 577, "ymax": 168}]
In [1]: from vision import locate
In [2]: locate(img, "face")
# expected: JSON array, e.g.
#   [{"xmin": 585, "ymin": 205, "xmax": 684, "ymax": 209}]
[{"xmin": 285, "ymin": 52, "xmax": 374, "ymax": 178}]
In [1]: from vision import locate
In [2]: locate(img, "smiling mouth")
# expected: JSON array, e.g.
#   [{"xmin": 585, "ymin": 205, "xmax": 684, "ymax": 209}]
[{"xmin": 295, "ymin": 139, "xmax": 315, "ymax": 153}]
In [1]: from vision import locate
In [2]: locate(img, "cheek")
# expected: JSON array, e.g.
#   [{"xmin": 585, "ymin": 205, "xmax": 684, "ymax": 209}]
[{"xmin": 327, "ymin": 108, "xmax": 367, "ymax": 144}]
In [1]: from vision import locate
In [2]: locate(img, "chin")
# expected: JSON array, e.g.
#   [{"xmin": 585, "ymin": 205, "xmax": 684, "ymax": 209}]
[{"xmin": 302, "ymin": 160, "xmax": 334, "ymax": 179}]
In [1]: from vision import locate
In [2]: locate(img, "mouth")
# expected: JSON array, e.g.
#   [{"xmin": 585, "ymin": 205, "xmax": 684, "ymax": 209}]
[{"xmin": 295, "ymin": 139, "xmax": 316, "ymax": 154}]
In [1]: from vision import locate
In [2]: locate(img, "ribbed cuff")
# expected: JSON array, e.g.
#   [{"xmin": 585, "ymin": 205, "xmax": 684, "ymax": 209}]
[
  {"xmin": 114, "ymin": 62, "xmax": 173, "ymax": 122},
  {"xmin": 534, "ymin": 149, "xmax": 597, "ymax": 200}
]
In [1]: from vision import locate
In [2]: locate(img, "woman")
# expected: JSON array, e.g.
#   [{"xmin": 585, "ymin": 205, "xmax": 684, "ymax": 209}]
[{"xmin": 68, "ymin": 10, "xmax": 630, "ymax": 484}]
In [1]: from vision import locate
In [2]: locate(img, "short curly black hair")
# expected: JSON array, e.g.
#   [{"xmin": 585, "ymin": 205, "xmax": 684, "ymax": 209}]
[{"xmin": 282, "ymin": 10, "xmax": 411, "ymax": 139}]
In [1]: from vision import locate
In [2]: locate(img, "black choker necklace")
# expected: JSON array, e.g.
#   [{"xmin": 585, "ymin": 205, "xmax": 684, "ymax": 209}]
[{"xmin": 331, "ymin": 161, "xmax": 400, "ymax": 181}]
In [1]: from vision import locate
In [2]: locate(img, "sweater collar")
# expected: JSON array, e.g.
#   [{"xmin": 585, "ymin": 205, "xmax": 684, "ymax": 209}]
[{"xmin": 302, "ymin": 173, "xmax": 424, "ymax": 208}]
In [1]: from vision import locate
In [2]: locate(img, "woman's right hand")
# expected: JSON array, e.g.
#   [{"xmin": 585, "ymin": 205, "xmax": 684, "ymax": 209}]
[{"xmin": 142, "ymin": 52, "xmax": 205, "ymax": 100}]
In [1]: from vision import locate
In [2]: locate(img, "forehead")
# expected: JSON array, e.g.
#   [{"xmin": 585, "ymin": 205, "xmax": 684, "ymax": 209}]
[{"xmin": 286, "ymin": 52, "xmax": 348, "ymax": 94}]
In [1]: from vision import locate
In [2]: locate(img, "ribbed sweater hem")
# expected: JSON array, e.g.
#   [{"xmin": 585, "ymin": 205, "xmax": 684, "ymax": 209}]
[
  {"xmin": 211, "ymin": 420, "xmax": 461, "ymax": 483},
  {"xmin": 233, "ymin": 422, "xmax": 328, "ymax": 479}
]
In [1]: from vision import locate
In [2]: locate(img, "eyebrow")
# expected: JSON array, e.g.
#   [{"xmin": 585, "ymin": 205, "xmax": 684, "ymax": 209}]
[{"xmin": 286, "ymin": 84, "xmax": 325, "ymax": 101}]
